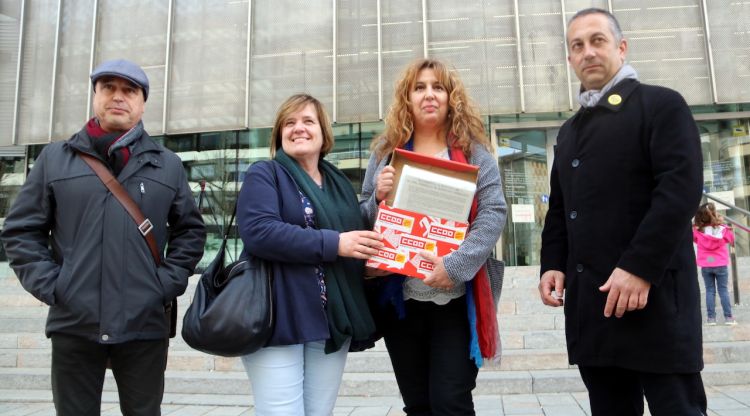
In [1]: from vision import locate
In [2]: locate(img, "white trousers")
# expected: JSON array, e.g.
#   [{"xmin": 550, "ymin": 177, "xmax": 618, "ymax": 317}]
[{"xmin": 241, "ymin": 339, "xmax": 350, "ymax": 416}]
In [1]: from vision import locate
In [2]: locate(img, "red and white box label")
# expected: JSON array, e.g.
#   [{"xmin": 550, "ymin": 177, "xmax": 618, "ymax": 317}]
[{"xmin": 366, "ymin": 203, "xmax": 468, "ymax": 279}]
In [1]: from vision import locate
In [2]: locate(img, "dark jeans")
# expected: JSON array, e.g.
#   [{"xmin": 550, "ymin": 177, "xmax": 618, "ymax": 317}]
[
  {"xmin": 51, "ymin": 333, "xmax": 169, "ymax": 416},
  {"xmin": 701, "ymin": 266, "xmax": 733, "ymax": 319},
  {"xmin": 383, "ymin": 297, "xmax": 478, "ymax": 416},
  {"xmin": 578, "ymin": 366, "xmax": 707, "ymax": 416}
]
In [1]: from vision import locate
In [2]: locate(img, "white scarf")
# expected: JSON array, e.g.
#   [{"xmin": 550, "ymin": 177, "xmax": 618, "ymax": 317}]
[{"xmin": 577, "ymin": 64, "xmax": 639, "ymax": 108}]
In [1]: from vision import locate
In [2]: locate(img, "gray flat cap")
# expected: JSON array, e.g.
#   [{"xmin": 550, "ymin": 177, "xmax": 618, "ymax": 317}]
[{"xmin": 90, "ymin": 59, "xmax": 149, "ymax": 101}]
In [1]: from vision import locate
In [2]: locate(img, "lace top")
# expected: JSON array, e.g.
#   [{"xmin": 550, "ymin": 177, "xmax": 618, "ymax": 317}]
[{"xmin": 299, "ymin": 190, "xmax": 327, "ymax": 307}]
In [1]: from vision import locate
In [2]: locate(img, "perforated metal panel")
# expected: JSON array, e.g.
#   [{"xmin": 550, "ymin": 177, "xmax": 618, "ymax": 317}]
[
  {"xmin": 167, "ymin": 0, "xmax": 248, "ymax": 134},
  {"xmin": 483, "ymin": 1, "xmax": 523, "ymax": 115},
  {"xmin": 16, "ymin": 0, "xmax": 56, "ymax": 145},
  {"xmin": 563, "ymin": 0, "xmax": 609, "ymax": 16},
  {"xmin": 96, "ymin": 0, "xmax": 169, "ymax": 134},
  {"xmin": 612, "ymin": 0, "xmax": 711, "ymax": 105},
  {"xmin": 427, "ymin": 0, "xmax": 521, "ymax": 115},
  {"xmin": 518, "ymin": 0, "xmax": 569, "ymax": 113},
  {"xmin": 380, "ymin": 0, "xmax": 423, "ymax": 116},
  {"xmin": 3, "ymin": 0, "xmax": 750, "ymax": 147},
  {"xmin": 336, "ymin": 0, "xmax": 379, "ymax": 123},
  {"xmin": 52, "ymin": 1, "xmax": 94, "ymax": 141},
  {"xmin": 707, "ymin": 0, "xmax": 750, "ymax": 104},
  {"xmin": 0, "ymin": 1, "xmax": 22, "ymax": 146},
  {"xmin": 249, "ymin": 0, "xmax": 333, "ymax": 127}
]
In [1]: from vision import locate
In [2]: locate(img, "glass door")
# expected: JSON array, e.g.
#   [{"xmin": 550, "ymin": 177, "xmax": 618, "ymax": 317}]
[{"xmin": 495, "ymin": 128, "xmax": 551, "ymax": 266}]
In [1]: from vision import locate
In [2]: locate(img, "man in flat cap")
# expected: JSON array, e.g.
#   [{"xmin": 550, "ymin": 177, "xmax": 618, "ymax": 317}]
[{"xmin": 1, "ymin": 59, "xmax": 206, "ymax": 415}]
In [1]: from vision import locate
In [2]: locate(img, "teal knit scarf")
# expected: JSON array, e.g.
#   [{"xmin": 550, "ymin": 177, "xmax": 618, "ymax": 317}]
[{"xmin": 274, "ymin": 149, "xmax": 376, "ymax": 353}]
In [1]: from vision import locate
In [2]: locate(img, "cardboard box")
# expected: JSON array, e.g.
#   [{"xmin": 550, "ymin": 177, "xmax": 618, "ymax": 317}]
[
  {"xmin": 366, "ymin": 149, "xmax": 478, "ymax": 279},
  {"xmin": 367, "ymin": 204, "xmax": 470, "ymax": 278}
]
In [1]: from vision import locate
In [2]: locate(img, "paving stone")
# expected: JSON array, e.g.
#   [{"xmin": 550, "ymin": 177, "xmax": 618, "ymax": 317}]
[
  {"xmin": 2, "ymin": 263, "xmax": 750, "ymax": 415},
  {"xmin": 541, "ymin": 405, "xmax": 588, "ymax": 416},
  {"xmin": 523, "ymin": 331, "xmax": 567, "ymax": 349},
  {"xmin": 536, "ymin": 393, "xmax": 579, "ymax": 406}
]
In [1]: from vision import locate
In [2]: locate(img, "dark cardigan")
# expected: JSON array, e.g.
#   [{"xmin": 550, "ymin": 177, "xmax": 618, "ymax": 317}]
[{"xmin": 237, "ymin": 160, "xmax": 340, "ymax": 346}]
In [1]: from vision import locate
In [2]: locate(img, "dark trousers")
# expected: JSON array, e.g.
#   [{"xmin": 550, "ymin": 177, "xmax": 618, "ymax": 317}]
[
  {"xmin": 383, "ymin": 297, "xmax": 478, "ymax": 416},
  {"xmin": 51, "ymin": 333, "xmax": 169, "ymax": 416},
  {"xmin": 578, "ymin": 366, "xmax": 707, "ymax": 416}
]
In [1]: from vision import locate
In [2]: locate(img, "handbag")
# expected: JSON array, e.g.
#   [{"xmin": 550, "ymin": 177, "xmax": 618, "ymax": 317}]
[
  {"xmin": 181, "ymin": 203, "xmax": 274, "ymax": 357},
  {"xmin": 77, "ymin": 151, "xmax": 177, "ymax": 338}
]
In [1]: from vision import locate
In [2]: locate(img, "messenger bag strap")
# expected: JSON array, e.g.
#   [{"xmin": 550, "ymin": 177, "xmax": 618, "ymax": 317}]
[{"xmin": 76, "ymin": 151, "xmax": 162, "ymax": 266}]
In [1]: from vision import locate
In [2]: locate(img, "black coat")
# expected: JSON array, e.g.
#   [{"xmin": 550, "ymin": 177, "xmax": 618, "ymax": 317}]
[
  {"xmin": 1, "ymin": 127, "xmax": 206, "ymax": 343},
  {"xmin": 540, "ymin": 79, "xmax": 704, "ymax": 373}
]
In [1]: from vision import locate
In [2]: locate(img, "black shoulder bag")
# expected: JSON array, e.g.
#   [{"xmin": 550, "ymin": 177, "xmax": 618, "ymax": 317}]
[{"xmin": 181, "ymin": 168, "xmax": 274, "ymax": 357}]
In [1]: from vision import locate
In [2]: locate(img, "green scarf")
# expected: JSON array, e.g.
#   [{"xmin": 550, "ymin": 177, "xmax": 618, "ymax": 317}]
[{"xmin": 274, "ymin": 149, "xmax": 376, "ymax": 353}]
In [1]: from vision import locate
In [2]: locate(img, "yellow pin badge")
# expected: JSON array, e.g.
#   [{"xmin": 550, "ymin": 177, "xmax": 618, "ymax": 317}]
[{"xmin": 608, "ymin": 94, "xmax": 622, "ymax": 106}]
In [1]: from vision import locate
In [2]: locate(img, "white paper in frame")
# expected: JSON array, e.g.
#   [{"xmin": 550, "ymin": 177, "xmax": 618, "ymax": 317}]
[{"xmin": 392, "ymin": 164, "xmax": 477, "ymax": 222}]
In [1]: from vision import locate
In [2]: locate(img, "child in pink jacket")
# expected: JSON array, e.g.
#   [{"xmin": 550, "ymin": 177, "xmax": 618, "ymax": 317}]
[{"xmin": 693, "ymin": 202, "xmax": 736, "ymax": 325}]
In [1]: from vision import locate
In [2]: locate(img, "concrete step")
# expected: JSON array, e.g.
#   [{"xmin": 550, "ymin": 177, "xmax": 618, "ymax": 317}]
[
  {"xmin": 0, "ymin": 304, "xmax": 48, "ymax": 315},
  {"xmin": 2, "ymin": 263, "xmax": 750, "ymax": 383},
  {"xmin": 1, "ymin": 363, "xmax": 748, "ymax": 396},
  {"xmin": 2, "ymin": 300, "xmax": 750, "ymax": 345},
  {"xmin": 2, "ymin": 264, "xmax": 749, "ymax": 301},
  {"xmin": 7, "ymin": 297, "xmax": 748, "ymax": 331},
  {"xmin": 4, "ymin": 340, "xmax": 750, "ymax": 374},
  {"xmin": 5, "ymin": 277, "xmax": 748, "ymax": 315},
  {"xmin": 0, "ymin": 348, "xmax": 571, "ymax": 373}
]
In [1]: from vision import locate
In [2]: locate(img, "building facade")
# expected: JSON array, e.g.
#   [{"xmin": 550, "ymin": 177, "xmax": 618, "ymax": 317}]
[{"xmin": 1, "ymin": 0, "xmax": 749, "ymax": 266}]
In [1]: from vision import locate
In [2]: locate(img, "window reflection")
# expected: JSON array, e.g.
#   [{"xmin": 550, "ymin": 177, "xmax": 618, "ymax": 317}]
[
  {"xmin": 0, "ymin": 156, "xmax": 27, "ymax": 261},
  {"xmin": 496, "ymin": 128, "xmax": 550, "ymax": 266},
  {"xmin": 698, "ymin": 118, "xmax": 750, "ymax": 256}
]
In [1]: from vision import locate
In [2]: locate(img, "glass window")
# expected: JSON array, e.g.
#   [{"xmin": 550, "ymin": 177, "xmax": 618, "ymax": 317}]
[
  {"xmin": 328, "ymin": 123, "xmax": 363, "ymax": 190},
  {"xmin": 0, "ymin": 155, "xmax": 27, "ymax": 261},
  {"xmin": 242, "ymin": 129, "xmax": 273, "ymax": 163},
  {"xmin": 198, "ymin": 132, "xmax": 224, "ymax": 152},
  {"xmin": 697, "ymin": 118, "xmax": 750, "ymax": 255},
  {"xmin": 176, "ymin": 131, "xmax": 246, "ymax": 270},
  {"xmin": 163, "ymin": 134, "xmax": 197, "ymax": 153},
  {"xmin": 326, "ymin": 121, "xmax": 384, "ymax": 194},
  {"xmin": 495, "ymin": 127, "xmax": 552, "ymax": 266}
]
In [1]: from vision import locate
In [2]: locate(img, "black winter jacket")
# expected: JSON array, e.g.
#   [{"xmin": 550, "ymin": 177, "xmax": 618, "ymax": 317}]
[
  {"xmin": 1, "ymin": 126, "xmax": 206, "ymax": 343},
  {"xmin": 540, "ymin": 79, "xmax": 704, "ymax": 373}
]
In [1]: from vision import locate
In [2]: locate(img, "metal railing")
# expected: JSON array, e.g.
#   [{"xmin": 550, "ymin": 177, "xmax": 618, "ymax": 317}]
[{"xmin": 703, "ymin": 193, "xmax": 750, "ymax": 305}]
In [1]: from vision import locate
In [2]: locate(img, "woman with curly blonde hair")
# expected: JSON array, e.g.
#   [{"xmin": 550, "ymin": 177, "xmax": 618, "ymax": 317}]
[
  {"xmin": 373, "ymin": 58, "xmax": 491, "ymax": 159},
  {"xmin": 360, "ymin": 58, "xmax": 507, "ymax": 415}
]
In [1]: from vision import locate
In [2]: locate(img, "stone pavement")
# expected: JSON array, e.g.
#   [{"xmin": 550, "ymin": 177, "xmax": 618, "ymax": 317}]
[
  {"xmin": 3, "ymin": 262, "xmax": 750, "ymax": 415},
  {"xmin": 1, "ymin": 384, "xmax": 749, "ymax": 415}
]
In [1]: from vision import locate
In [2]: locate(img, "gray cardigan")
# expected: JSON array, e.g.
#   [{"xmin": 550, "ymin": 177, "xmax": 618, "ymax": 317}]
[{"xmin": 359, "ymin": 141, "xmax": 507, "ymax": 285}]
